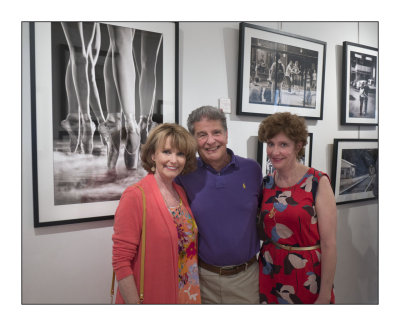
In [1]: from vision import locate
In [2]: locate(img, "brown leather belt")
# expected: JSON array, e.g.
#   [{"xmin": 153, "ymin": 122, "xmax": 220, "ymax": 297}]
[{"xmin": 198, "ymin": 256, "xmax": 257, "ymax": 276}]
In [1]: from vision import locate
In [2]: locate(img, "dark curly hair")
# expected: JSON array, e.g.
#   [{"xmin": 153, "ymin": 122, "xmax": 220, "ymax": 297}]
[
  {"xmin": 258, "ymin": 112, "xmax": 308, "ymax": 160},
  {"xmin": 141, "ymin": 123, "xmax": 198, "ymax": 175}
]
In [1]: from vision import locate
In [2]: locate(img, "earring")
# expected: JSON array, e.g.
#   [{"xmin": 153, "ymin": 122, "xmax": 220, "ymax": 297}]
[{"xmin": 151, "ymin": 165, "xmax": 156, "ymax": 172}]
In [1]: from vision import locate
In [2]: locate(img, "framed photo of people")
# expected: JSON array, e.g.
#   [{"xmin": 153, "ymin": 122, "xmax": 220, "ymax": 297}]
[
  {"xmin": 237, "ymin": 23, "xmax": 326, "ymax": 119},
  {"xmin": 30, "ymin": 22, "xmax": 178, "ymax": 227},
  {"xmin": 257, "ymin": 133, "xmax": 313, "ymax": 177},
  {"xmin": 331, "ymin": 139, "xmax": 378, "ymax": 205},
  {"xmin": 341, "ymin": 41, "xmax": 378, "ymax": 125}
]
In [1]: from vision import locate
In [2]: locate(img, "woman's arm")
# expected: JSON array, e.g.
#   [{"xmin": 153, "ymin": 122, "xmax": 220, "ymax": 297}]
[
  {"xmin": 112, "ymin": 186, "xmax": 143, "ymax": 303},
  {"xmin": 314, "ymin": 176, "xmax": 337, "ymax": 304},
  {"xmin": 118, "ymin": 275, "xmax": 141, "ymax": 304}
]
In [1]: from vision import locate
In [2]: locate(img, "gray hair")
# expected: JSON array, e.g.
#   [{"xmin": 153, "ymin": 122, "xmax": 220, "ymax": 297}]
[{"xmin": 187, "ymin": 106, "xmax": 227, "ymax": 135}]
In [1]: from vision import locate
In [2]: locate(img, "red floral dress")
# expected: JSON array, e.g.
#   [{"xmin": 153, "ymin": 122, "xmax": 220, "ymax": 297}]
[
  {"xmin": 258, "ymin": 168, "xmax": 335, "ymax": 304},
  {"xmin": 169, "ymin": 202, "xmax": 201, "ymax": 304}
]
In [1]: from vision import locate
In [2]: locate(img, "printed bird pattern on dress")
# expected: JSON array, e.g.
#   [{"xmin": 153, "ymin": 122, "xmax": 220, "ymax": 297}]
[
  {"xmin": 258, "ymin": 168, "xmax": 335, "ymax": 304},
  {"xmin": 169, "ymin": 204, "xmax": 201, "ymax": 304}
]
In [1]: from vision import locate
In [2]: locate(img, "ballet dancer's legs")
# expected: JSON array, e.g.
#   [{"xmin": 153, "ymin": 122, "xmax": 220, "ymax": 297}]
[
  {"xmin": 61, "ymin": 22, "xmax": 96, "ymax": 154},
  {"xmin": 107, "ymin": 25, "xmax": 140, "ymax": 169},
  {"xmin": 62, "ymin": 59, "xmax": 81, "ymax": 152},
  {"xmin": 100, "ymin": 43, "xmax": 122, "ymax": 170},
  {"xmin": 138, "ymin": 32, "xmax": 162, "ymax": 145},
  {"xmin": 87, "ymin": 22, "xmax": 106, "ymax": 142}
]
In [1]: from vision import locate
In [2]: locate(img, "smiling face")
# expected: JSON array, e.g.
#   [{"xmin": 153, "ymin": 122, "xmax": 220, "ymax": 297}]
[
  {"xmin": 266, "ymin": 132, "xmax": 301, "ymax": 171},
  {"xmin": 193, "ymin": 118, "xmax": 229, "ymax": 170},
  {"xmin": 151, "ymin": 136, "xmax": 186, "ymax": 182}
]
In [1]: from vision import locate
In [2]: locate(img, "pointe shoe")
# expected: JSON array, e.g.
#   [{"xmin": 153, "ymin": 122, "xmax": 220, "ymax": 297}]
[
  {"xmin": 139, "ymin": 116, "xmax": 149, "ymax": 145},
  {"xmin": 124, "ymin": 122, "xmax": 140, "ymax": 170},
  {"xmin": 139, "ymin": 116, "xmax": 158, "ymax": 145},
  {"xmin": 149, "ymin": 120, "xmax": 158, "ymax": 132},
  {"xmin": 98, "ymin": 126, "xmax": 107, "ymax": 146},
  {"xmin": 81, "ymin": 119, "xmax": 96, "ymax": 154},
  {"xmin": 98, "ymin": 120, "xmax": 121, "ymax": 170},
  {"xmin": 61, "ymin": 117, "xmax": 80, "ymax": 153}
]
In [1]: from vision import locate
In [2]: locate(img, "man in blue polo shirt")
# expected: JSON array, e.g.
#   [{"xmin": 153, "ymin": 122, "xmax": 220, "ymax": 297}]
[{"xmin": 176, "ymin": 106, "xmax": 262, "ymax": 304}]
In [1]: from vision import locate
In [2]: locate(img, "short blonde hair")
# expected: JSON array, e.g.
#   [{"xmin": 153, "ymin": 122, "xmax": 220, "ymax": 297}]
[
  {"xmin": 258, "ymin": 112, "xmax": 308, "ymax": 160},
  {"xmin": 141, "ymin": 123, "xmax": 197, "ymax": 175}
]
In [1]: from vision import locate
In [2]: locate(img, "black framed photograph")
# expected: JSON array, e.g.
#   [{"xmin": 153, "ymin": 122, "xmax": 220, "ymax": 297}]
[
  {"xmin": 257, "ymin": 133, "xmax": 313, "ymax": 177},
  {"xmin": 237, "ymin": 23, "xmax": 326, "ymax": 119},
  {"xmin": 331, "ymin": 139, "xmax": 378, "ymax": 205},
  {"xmin": 341, "ymin": 42, "xmax": 379, "ymax": 125},
  {"xmin": 30, "ymin": 22, "xmax": 178, "ymax": 227},
  {"xmin": 341, "ymin": 42, "xmax": 378, "ymax": 125}
]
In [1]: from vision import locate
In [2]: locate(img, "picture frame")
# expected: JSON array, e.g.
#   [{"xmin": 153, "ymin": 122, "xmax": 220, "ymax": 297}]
[
  {"xmin": 237, "ymin": 23, "xmax": 326, "ymax": 119},
  {"xmin": 331, "ymin": 139, "xmax": 378, "ymax": 205},
  {"xmin": 257, "ymin": 133, "xmax": 313, "ymax": 177},
  {"xmin": 30, "ymin": 22, "xmax": 178, "ymax": 227},
  {"xmin": 341, "ymin": 41, "xmax": 378, "ymax": 125}
]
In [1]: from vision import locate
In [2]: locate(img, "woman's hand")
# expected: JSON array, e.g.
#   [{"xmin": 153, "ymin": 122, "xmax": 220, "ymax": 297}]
[
  {"xmin": 118, "ymin": 274, "xmax": 141, "ymax": 304},
  {"xmin": 314, "ymin": 295, "xmax": 331, "ymax": 304}
]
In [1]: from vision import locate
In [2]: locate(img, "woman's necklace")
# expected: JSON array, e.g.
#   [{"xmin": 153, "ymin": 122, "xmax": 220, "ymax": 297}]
[
  {"xmin": 154, "ymin": 174, "xmax": 182, "ymax": 208},
  {"xmin": 162, "ymin": 187, "xmax": 182, "ymax": 208},
  {"xmin": 167, "ymin": 195, "xmax": 182, "ymax": 208}
]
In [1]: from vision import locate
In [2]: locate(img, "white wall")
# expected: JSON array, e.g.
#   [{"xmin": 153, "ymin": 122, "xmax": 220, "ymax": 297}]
[
  {"xmin": 22, "ymin": 21, "xmax": 378, "ymax": 304},
  {"xmin": 22, "ymin": 23, "xmax": 115, "ymax": 304}
]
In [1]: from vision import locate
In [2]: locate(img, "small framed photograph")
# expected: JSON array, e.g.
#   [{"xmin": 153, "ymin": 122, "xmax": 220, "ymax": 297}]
[
  {"xmin": 257, "ymin": 133, "xmax": 313, "ymax": 177},
  {"xmin": 237, "ymin": 23, "xmax": 326, "ymax": 119},
  {"xmin": 30, "ymin": 22, "xmax": 178, "ymax": 227},
  {"xmin": 341, "ymin": 41, "xmax": 378, "ymax": 125},
  {"xmin": 331, "ymin": 139, "xmax": 378, "ymax": 205}
]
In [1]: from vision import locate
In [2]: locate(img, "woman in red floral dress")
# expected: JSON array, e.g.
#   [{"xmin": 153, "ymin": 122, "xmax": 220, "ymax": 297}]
[{"xmin": 257, "ymin": 112, "xmax": 336, "ymax": 304}]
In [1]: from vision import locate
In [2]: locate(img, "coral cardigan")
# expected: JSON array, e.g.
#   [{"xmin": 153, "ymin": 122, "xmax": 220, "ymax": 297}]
[{"xmin": 112, "ymin": 173, "xmax": 194, "ymax": 304}]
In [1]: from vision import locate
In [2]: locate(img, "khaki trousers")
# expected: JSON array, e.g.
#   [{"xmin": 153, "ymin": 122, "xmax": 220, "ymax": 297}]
[{"xmin": 199, "ymin": 261, "xmax": 259, "ymax": 304}]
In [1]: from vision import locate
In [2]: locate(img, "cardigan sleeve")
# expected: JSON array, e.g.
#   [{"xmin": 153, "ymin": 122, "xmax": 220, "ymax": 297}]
[{"xmin": 112, "ymin": 185, "xmax": 144, "ymax": 281}]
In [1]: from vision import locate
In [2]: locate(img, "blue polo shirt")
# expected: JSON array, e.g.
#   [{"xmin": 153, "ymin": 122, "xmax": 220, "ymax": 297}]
[{"xmin": 175, "ymin": 149, "xmax": 262, "ymax": 266}]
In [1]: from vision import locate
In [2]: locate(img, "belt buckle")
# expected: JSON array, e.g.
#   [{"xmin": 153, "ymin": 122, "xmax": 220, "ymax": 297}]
[
  {"xmin": 219, "ymin": 265, "xmax": 236, "ymax": 276},
  {"xmin": 219, "ymin": 266, "xmax": 232, "ymax": 275},
  {"xmin": 218, "ymin": 260, "xmax": 250, "ymax": 275},
  {"xmin": 219, "ymin": 266, "xmax": 229, "ymax": 276}
]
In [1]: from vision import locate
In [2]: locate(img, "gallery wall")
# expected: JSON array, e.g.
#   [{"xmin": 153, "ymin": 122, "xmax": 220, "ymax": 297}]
[{"xmin": 22, "ymin": 21, "xmax": 378, "ymax": 304}]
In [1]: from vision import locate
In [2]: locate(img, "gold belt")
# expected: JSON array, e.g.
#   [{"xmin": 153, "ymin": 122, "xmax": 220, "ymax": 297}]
[{"xmin": 271, "ymin": 240, "xmax": 320, "ymax": 251}]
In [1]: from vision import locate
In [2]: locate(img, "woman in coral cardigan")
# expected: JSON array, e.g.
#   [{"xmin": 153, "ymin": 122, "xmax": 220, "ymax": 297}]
[{"xmin": 112, "ymin": 123, "xmax": 200, "ymax": 304}]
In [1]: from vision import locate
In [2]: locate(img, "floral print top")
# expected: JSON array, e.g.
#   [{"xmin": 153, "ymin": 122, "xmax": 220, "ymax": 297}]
[{"xmin": 169, "ymin": 202, "xmax": 201, "ymax": 304}]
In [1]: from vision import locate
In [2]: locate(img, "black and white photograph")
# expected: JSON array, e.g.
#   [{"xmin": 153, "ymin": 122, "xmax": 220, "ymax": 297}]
[
  {"xmin": 341, "ymin": 41, "xmax": 378, "ymax": 125},
  {"xmin": 30, "ymin": 22, "xmax": 177, "ymax": 226},
  {"xmin": 331, "ymin": 139, "xmax": 378, "ymax": 205},
  {"xmin": 257, "ymin": 133, "xmax": 313, "ymax": 177},
  {"xmin": 237, "ymin": 23, "xmax": 326, "ymax": 119}
]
